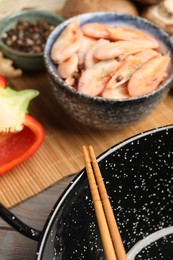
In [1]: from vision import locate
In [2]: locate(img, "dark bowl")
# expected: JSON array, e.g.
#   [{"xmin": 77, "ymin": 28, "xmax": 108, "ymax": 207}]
[
  {"xmin": 44, "ymin": 12, "xmax": 173, "ymax": 130},
  {"xmin": 0, "ymin": 10, "xmax": 64, "ymax": 71}
]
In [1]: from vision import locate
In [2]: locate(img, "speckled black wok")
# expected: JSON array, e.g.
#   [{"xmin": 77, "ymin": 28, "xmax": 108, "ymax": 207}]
[{"xmin": 1, "ymin": 125, "xmax": 173, "ymax": 259}]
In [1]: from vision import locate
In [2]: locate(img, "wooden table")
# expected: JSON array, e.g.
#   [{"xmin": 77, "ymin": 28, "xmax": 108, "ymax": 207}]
[
  {"xmin": 0, "ymin": 175, "xmax": 75, "ymax": 260},
  {"xmin": 1, "ymin": 70, "xmax": 173, "ymax": 259}
]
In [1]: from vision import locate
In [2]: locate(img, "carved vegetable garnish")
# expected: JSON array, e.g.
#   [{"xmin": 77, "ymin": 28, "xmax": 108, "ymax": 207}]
[{"xmin": 0, "ymin": 77, "xmax": 44, "ymax": 175}]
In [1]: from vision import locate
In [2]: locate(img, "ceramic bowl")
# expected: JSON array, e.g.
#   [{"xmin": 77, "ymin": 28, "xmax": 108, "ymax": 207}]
[
  {"xmin": 0, "ymin": 10, "xmax": 64, "ymax": 71},
  {"xmin": 44, "ymin": 12, "xmax": 173, "ymax": 130}
]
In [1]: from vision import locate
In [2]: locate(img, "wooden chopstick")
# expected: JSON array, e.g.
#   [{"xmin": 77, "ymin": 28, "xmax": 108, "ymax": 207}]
[
  {"xmin": 82, "ymin": 146, "xmax": 117, "ymax": 260},
  {"xmin": 82, "ymin": 146, "xmax": 127, "ymax": 260}
]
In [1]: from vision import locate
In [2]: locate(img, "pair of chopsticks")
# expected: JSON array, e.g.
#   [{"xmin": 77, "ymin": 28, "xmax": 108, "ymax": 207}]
[{"xmin": 82, "ymin": 146, "xmax": 127, "ymax": 260}]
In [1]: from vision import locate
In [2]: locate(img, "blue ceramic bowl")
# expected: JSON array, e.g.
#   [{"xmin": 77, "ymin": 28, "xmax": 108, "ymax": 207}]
[
  {"xmin": 44, "ymin": 12, "xmax": 173, "ymax": 130},
  {"xmin": 0, "ymin": 10, "xmax": 64, "ymax": 71}
]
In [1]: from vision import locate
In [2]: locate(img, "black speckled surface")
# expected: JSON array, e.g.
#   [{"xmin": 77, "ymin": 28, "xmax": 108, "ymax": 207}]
[
  {"xmin": 36, "ymin": 125, "xmax": 173, "ymax": 259},
  {"xmin": 44, "ymin": 12, "xmax": 173, "ymax": 130}
]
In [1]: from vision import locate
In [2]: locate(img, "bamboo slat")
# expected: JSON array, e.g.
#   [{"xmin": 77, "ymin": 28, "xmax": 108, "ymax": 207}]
[{"xmin": 0, "ymin": 72, "xmax": 173, "ymax": 208}]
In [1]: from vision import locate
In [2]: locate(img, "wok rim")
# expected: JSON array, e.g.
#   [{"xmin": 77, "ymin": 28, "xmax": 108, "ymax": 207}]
[{"xmin": 36, "ymin": 123, "xmax": 173, "ymax": 259}]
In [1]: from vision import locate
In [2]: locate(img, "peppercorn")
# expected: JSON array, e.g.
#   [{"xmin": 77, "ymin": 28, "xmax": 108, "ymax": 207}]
[{"xmin": 1, "ymin": 20, "xmax": 56, "ymax": 54}]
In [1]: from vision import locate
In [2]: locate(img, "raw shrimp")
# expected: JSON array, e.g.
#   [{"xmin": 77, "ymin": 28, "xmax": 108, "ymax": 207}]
[
  {"xmin": 82, "ymin": 23, "xmax": 159, "ymax": 49},
  {"xmin": 77, "ymin": 35, "xmax": 96, "ymax": 65},
  {"xmin": 107, "ymin": 49, "xmax": 159, "ymax": 89},
  {"xmin": 108, "ymin": 26, "xmax": 159, "ymax": 48},
  {"xmin": 51, "ymin": 18, "xmax": 82, "ymax": 64},
  {"xmin": 128, "ymin": 53, "xmax": 170, "ymax": 97},
  {"xmin": 78, "ymin": 59, "xmax": 120, "ymax": 96},
  {"xmin": 84, "ymin": 39, "xmax": 109, "ymax": 69},
  {"xmin": 102, "ymin": 83, "xmax": 130, "ymax": 100},
  {"xmin": 65, "ymin": 65, "xmax": 84, "ymax": 88},
  {"xmin": 51, "ymin": 20, "xmax": 168, "ymax": 99},
  {"xmin": 57, "ymin": 53, "xmax": 78, "ymax": 79},
  {"xmin": 81, "ymin": 22, "xmax": 112, "ymax": 39},
  {"xmin": 94, "ymin": 41, "xmax": 150, "ymax": 60}
]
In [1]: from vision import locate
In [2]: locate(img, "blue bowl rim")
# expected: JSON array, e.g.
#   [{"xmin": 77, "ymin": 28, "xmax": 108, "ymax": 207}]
[
  {"xmin": 44, "ymin": 11, "xmax": 173, "ymax": 103},
  {"xmin": 0, "ymin": 9, "xmax": 64, "ymax": 58}
]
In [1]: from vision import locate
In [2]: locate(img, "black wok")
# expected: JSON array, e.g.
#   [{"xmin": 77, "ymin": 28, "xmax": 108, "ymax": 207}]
[{"xmin": 1, "ymin": 125, "xmax": 173, "ymax": 259}]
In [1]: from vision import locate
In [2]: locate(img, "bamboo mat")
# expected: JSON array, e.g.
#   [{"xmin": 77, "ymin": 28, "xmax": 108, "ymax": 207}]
[{"xmin": 1, "ymin": 72, "xmax": 173, "ymax": 208}]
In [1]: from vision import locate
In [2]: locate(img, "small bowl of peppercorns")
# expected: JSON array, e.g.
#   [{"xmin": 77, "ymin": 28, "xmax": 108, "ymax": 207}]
[{"xmin": 0, "ymin": 9, "xmax": 64, "ymax": 71}]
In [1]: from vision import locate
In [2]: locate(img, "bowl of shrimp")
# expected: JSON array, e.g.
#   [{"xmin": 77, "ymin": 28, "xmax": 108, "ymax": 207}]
[{"xmin": 44, "ymin": 12, "xmax": 173, "ymax": 130}]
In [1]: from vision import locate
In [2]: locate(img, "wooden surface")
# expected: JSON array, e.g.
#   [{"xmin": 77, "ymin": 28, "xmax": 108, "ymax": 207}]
[
  {"xmin": 1, "ymin": 70, "xmax": 173, "ymax": 259},
  {"xmin": 9, "ymin": 71, "xmax": 173, "ymax": 169},
  {"xmin": 0, "ymin": 175, "xmax": 75, "ymax": 260},
  {"xmin": 1, "ymin": 71, "xmax": 173, "ymax": 208}
]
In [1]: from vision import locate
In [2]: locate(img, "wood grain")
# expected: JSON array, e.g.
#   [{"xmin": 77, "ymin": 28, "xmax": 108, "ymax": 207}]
[{"xmin": 0, "ymin": 175, "xmax": 74, "ymax": 260}]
